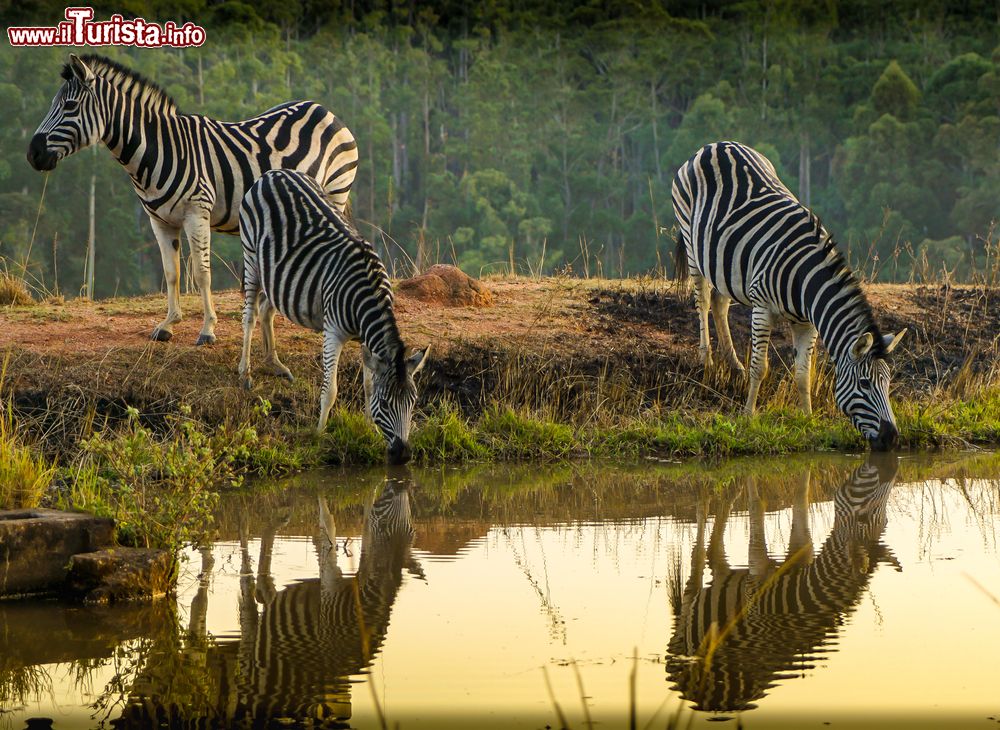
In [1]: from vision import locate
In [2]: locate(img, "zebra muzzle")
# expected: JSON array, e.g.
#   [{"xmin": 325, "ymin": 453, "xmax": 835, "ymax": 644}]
[
  {"xmin": 27, "ymin": 134, "xmax": 58, "ymax": 172},
  {"xmin": 869, "ymin": 420, "xmax": 898, "ymax": 452},
  {"xmin": 387, "ymin": 438, "xmax": 412, "ymax": 466}
]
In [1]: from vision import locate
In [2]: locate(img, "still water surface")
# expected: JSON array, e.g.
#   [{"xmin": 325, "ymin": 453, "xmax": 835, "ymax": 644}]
[{"xmin": 2, "ymin": 454, "xmax": 999, "ymax": 728}]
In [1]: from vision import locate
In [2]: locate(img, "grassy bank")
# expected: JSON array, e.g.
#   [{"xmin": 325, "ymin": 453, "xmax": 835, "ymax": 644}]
[
  {"xmin": 4, "ymin": 386, "xmax": 1000, "ymax": 543},
  {"xmin": 3, "ymin": 277, "xmax": 1000, "ymax": 550}
]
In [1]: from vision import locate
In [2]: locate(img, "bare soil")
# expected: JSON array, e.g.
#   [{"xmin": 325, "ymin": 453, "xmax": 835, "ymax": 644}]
[{"xmin": 1, "ymin": 278, "xmax": 998, "ymax": 436}]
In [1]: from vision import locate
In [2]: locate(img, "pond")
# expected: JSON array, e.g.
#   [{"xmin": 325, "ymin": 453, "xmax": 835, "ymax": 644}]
[{"xmin": 2, "ymin": 454, "xmax": 999, "ymax": 729}]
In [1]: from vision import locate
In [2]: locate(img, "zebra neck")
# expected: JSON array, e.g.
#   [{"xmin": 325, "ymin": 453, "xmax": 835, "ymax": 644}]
[
  {"xmin": 97, "ymin": 80, "xmax": 177, "ymax": 182},
  {"xmin": 359, "ymin": 305, "xmax": 405, "ymax": 367},
  {"xmin": 802, "ymin": 262, "xmax": 873, "ymax": 365}
]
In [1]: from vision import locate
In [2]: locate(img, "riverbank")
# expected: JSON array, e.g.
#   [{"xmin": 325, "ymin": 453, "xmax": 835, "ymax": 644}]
[{"xmin": 2, "ymin": 277, "xmax": 1000, "ymax": 547}]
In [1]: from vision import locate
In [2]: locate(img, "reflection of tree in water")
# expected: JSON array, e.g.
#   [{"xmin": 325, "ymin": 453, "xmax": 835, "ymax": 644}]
[
  {"xmin": 114, "ymin": 473, "xmax": 420, "ymax": 728},
  {"xmin": 666, "ymin": 455, "xmax": 900, "ymax": 714},
  {"xmin": 0, "ymin": 599, "xmax": 177, "ymax": 725}
]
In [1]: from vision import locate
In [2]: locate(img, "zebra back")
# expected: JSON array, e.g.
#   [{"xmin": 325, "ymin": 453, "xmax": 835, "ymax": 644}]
[
  {"xmin": 33, "ymin": 54, "xmax": 358, "ymax": 233},
  {"xmin": 241, "ymin": 169, "xmax": 402, "ymax": 359}
]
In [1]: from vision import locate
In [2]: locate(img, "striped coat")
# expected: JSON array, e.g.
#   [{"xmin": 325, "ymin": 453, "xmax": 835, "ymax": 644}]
[
  {"xmin": 672, "ymin": 141, "xmax": 905, "ymax": 450},
  {"xmin": 28, "ymin": 53, "xmax": 358, "ymax": 346},
  {"xmin": 239, "ymin": 169, "xmax": 428, "ymax": 460}
]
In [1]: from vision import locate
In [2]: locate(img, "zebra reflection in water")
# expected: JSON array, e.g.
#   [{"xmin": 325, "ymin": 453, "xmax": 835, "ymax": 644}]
[
  {"xmin": 118, "ymin": 473, "xmax": 421, "ymax": 727},
  {"xmin": 666, "ymin": 455, "xmax": 899, "ymax": 714}
]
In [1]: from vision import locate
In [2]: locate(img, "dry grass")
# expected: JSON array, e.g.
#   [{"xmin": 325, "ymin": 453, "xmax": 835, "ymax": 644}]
[{"xmin": 0, "ymin": 268, "xmax": 33, "ymax": 307}]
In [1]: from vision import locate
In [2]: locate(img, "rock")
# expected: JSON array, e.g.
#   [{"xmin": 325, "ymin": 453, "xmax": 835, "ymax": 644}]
[
  {"xmin": 67, "ymin": 547, "xmax": 176, "ymax": 604},
  {"xmin": 396, "ymin": 264, "xmax": 494, "ymax": 307},
  {"xmin": 0, "ymin": 509, "xmax": 115, "ymax": 598}
]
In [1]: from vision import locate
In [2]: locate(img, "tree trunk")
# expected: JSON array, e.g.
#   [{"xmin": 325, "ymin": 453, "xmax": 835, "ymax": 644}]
[
  {"xmin": 86, "ymin": 163, "xmax": 96, "ymax": 298},
  {"xmin": 197, "ymin": 55, "xmax": 204, "ymax": 106},
  {"xmin": 651, "ymin": 80, "xmax": 662, "ymax": 182},
  {"xmin": 799, "ymin": 131, "xmax": 811, "ymax": 207}
]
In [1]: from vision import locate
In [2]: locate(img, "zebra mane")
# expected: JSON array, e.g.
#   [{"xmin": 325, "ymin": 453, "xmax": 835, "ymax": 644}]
[
  {"xmin": 337, "ymin": 214, "xmax": 407, "ymax": 378},
  {"xmin": 62, "ymin": 54, "xmax": 178, "ymax": 112},
  {"xmin": 812, "ymin": 215, "xmax": 888, "ymax": 360}
]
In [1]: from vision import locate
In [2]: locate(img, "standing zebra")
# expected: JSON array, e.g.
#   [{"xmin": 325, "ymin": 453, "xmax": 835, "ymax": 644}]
[
  {"xmin": 666, "ymin": 456, "xmax": 900, "ymax": 713},
  {"xmin": 27, "ymin": 54, "xmax": 358, "ymax": 346},
  {"xmin": 239, "ymin": 169, "xmax": 429, "ymax": 462},
  {"xmin": 672, "ymin": 141, "xmax": 905, "ymax": 450}
]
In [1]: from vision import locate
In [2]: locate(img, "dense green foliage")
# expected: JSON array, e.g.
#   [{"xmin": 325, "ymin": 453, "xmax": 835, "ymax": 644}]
[{"xmin": 1, "ymin": 1, "xmax": 999, "ymax": 296}]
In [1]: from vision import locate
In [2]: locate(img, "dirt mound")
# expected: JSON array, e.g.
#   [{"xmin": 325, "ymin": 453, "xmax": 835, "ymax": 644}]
[{"xmin": 396, "ymin": 265, "xmax": 493, "ymax": 307}]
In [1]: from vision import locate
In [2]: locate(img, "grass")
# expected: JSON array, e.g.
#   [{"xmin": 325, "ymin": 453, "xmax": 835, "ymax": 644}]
[
  {"xmin": 0, "ymin": 401, "xmax": 55, "ymax": 509},
  {"xmin": 311, "ymin": 388, "xmax": 1000, "ymax": 466},
  {"xmin": 0, "ymin": 267, "xmax": 33, "ymax": 307}
]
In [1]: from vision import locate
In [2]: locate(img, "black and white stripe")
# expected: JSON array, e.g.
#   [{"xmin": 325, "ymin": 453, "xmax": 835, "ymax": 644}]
[
  {"xmin": 666, "ymin": 457, "xmax": 899, "ymax": 713},
  {"xmin": 238, "ymin": 169, "xmax": 428, "ymax": 460},
  {"xmin": 672, "ymin": 141, "xmax": 906, "ymax": 450},
  {"xmin": 238, "ymin": 479, "xmax": 419, "ymax": 724},
  {"xmin": 116, "ymin": 477, "xmax": 420, "ymax": 727},
  {"xmin": 27, "ymin": 53, "xmax": 358, "ymax": 346}
]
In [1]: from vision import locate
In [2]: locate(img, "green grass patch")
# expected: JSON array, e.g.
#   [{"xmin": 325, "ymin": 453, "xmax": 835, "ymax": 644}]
[
  {"xmin": 478, "ymin": 407, "xmax": 576, "ymax": 460},
  {"xmin": 412, "ymin": 402, "xmax": 487, "ymax": 462},
  {"xmin": 0, "ymin": 403, "xmax": 56, "ymax": 509},
  {"xmin": 321, "ymin": 408, "xmax": 385, "ymax": 465}
]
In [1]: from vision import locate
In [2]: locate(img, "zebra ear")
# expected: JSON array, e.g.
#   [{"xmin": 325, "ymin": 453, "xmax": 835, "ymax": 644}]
[
  {"xmin": 882, "ymin": 329, "xmax": 907, "ymax": 355},
  {"xmin": 68, "ymin": 54, "xmax": 95, "ymax": 88},
  {"xmin": 406, "ymin": 346, "xmax": 431, "ymax": 376},
  {"xmin": 850, "ymin": 332, "xmax": 874, "ymax": 361}
]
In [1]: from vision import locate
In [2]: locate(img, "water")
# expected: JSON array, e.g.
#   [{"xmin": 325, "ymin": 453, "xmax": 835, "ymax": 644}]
[{"xmin": 2, "ymin": 454, "xmax": 999, "ymax": 729}]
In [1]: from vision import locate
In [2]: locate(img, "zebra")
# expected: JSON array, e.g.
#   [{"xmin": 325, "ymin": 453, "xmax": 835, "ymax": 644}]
[
  {"xmin": 238, "ymin": 169, "xmax": 429, "ymax": 461},
  {"xmin": 27, "ymin": 53, "xmax": 358, "ymax": 346},
  {"xmin": 672, "ymin": 141, "xmax": 906, "ymax": 450},
  {"xmin": 115, "ymin": 474, "xmax": 422, "ymax": 727},
  {"xmin": 666, "ymin": 456, "xmax": 900, "ymax": 713}
]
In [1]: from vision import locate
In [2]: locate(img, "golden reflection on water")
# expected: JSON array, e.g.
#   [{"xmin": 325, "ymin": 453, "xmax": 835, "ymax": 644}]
[{"xmin": 2, "ymin": 454, "xmax": 999, "ymax": 729}]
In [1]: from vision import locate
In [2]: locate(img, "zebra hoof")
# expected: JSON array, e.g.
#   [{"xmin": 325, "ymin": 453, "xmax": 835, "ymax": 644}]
[
  {"xmin": 150, "ymin": 328, "xmax": 172, "ymax": 342},
  {"xmin": 282, "ymin": 372, "xmax": 295, "ymax": 383},
  {"xmin": 196, "ymin": 334, "xmax": 216, "ymax": 346},
  {"xmin": 242, "ymin": 377, "xmax": 253, "ymax": 391}
]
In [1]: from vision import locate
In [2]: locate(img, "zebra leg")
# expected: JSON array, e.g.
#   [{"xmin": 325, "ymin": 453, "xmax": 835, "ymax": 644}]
[
  {"xmin": 317, "ymin": 496, "xmax": 344, "ymax": 594},
  {"xmin": 149, "ymin": 219, "xmax": 183, "ymax": 342},
  {"xmin": 744, "ymin": 306, "xmax": 774, "ymax": 415},
  {"xmin": 258, "ymin": 298, "xmax": 294, "ymax": 381},
  {"xmin": 706, "ymin": 495, "xmax": 731, "ymax": 574},
  {"xmin": 317, "ymin": 327, "xmax": 348, "ymax": 434},
  {"xmin": 362, "ymin": 360, "xmax": 374, "ymax": 421},
  {"xmin": 694, "ymin": 274, "xmax": 714, "ymax": 369},
  {"xmin": 711, "ymin": 290, "xmax": 746, "ymax": 375},
  {"xmin": 791, "ymin": 322, "xmax": 819, "ymax": 414},
  {"xmin": 787, "ymin": 470, "xmax": 814, "ymax": 566},
  {"xmin": 238, "ymin": 288, "xmax": 261, "ymax": 390},
  {"xmin": 183, "ymin": 213, "xmax": 218, "ymax": 346},
  {"xmin": 747, "ymin": 480, "xmax": 775, "ymax": 579}
]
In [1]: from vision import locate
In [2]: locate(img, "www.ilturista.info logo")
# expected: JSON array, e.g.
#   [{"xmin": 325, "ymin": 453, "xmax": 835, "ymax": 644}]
[{"xmin": 8, "ymin": 7, "xmax": 206, "ymax": 47}]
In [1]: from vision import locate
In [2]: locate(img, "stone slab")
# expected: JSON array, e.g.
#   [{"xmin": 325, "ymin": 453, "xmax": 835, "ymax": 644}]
[
  {"xmin": 0, "ymin": 509, "xmax": 115, "ymax": 598},
  {"xmin": 68, "ymin": 546, "xmax": 175, "ymax": 604}
]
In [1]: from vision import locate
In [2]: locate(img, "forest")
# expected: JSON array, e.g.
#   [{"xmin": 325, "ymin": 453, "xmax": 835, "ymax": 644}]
[{"xmin": 1, "ymin": 0, "xmax": 999, "ymax": 297}]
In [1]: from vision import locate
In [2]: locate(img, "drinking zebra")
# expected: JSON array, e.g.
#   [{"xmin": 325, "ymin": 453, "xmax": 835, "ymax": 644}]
[
  {"xmin": 672, "ymin": 141, "xmax": 905, "ymax": 450},
  {"xmin": 238, "ymin": 169, "xmax": 429, "ymax": 461},
  {"xmin": 27, "ymin": 53, "xmax": 358, "ymax": 346},
  {"xmin": 666, "ymin": 456, "xmax": 899, "ymax": 713}
]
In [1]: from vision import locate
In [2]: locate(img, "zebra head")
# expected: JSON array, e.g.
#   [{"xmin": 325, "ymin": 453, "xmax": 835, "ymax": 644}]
[
  {"xmin": 835, "ymin": 329, "xmax": 907, "ymax": 451},
  {"xmin": 27, "ymin": 55, "xmax": 103, "ymax": 172},
  {"xmin": 362, "ymin": 345, "xmax": 430, "ymax": 465}
]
